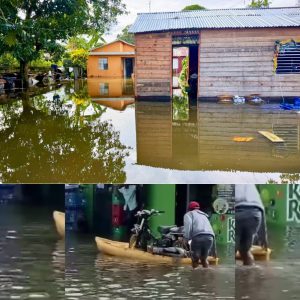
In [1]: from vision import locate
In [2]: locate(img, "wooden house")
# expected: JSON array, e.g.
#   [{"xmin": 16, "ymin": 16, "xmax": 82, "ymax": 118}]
[
  {"xmin": 129, "ymin": 7, "xmax": 300, "ymax": 100},
  {"xmin": 87, "ymin": 40, "xmax": 135, "ymax": 78}
]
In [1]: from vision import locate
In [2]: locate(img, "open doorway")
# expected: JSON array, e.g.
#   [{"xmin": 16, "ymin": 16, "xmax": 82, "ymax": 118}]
[
  {"xmin": 124, "ymin": 58, "xmax": 134, "ymax": 78},
  {"xmin": 175, "ymin": 184, "xmax": 214, "ymax": 226},
  {"xmin": 172, "ymin": 35, "xmax": 199, "ymax": 101}
]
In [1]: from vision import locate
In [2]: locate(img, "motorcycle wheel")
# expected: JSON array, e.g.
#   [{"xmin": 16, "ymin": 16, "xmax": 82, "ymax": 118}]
[
  {"xmin": 174, "ymin": 239, "xmax": 188, "ymax": 250},
  {"xmin": 129, "ymin": 234, "xmax": 137, "ymax": 248}
]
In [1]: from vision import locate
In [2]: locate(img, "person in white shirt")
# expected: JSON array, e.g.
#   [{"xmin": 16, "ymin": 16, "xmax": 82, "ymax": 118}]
[{"xmin": 118, "ymin": 185, "xmax": 138, "ymax": 238}]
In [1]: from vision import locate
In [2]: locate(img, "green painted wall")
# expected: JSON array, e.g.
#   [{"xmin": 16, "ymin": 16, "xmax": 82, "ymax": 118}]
[
  {"xmin": 145, "ymin": 184, "xmax": 176, "ymax": 237},
  {"xmin": 258, "ymin": 184, "xmax": 300, "ymax": 225},
  {"xmin": 211, "ymin": 214, "xmax": 235, "ymax": 244},
  {"xmin": 82, "ymin": 184, "xmax": 95, "ymax": 230}
]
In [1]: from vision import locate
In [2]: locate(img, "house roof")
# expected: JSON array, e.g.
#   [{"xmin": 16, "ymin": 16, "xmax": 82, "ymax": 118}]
[
  {"xmin": 129, "ymin": 7, "xmax": 300, "ymax": 33},
  {"xmin": 89, "ymin": 39, "xmax": 135, "ymax": 52}
]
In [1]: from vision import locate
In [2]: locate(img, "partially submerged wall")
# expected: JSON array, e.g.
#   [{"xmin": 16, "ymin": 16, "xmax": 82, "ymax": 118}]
[
  {"xmin": 135, "ymin": 33, "xmax": 172, "ymax": 99},
  {"xmin": 199, "ymin": 28, "xmax": 300, "ymax": 98}
]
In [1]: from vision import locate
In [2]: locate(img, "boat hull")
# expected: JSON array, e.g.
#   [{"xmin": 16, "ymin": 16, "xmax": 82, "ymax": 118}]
[
  {"xmin": 236, "ymin": 245, "xmax": 272, "ymax": 261},
  {"xmin": 95, "ymin": 237, "xmax": 219, "ymax": 265},
  {"xmin": 53, "ymin": 211, "xmax": 65, "ymax": 239}
]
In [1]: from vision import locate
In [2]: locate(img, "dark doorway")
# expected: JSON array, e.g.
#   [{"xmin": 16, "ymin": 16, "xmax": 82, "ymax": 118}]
[
  {"xmin": 172, "ymin": 35, "xmax": 199, "ymax": 101},
  {"xmin": 124, "ymin": 58, "xmax": 134, "ymax": 78},
  {"xmin": 188, "ymin": 45, "xmax": 199, "ymax": 100},
  {"xmin": 175, "ymin": 184, "xmax": 214, "ymax": 226}
]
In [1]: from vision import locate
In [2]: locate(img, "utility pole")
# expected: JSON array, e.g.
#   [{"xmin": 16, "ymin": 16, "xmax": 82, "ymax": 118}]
[{"xmin": 149, "ymin": 0, "xmax": 151, "ymax": 12}]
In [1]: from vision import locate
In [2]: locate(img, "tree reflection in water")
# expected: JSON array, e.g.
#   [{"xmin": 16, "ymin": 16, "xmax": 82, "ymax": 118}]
[{"xmin": 0, "ymin": 83, "xmax": 129, "ymax": 183}]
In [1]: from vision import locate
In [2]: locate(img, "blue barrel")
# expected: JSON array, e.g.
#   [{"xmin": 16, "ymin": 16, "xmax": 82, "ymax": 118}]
[{"xmin": 65, "ymin": 185, "xmax": 87, "ymax": 231}]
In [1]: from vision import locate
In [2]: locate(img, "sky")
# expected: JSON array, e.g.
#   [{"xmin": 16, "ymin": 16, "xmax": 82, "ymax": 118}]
[{"xmin": 105, "ymin": 0, "xmax": 298, "ymax": 42}]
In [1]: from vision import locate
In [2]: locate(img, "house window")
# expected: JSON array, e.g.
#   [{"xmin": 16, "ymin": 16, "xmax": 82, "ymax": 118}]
[
  {"xmin": 99, "ymin": 58, "xmax": 108, "ymax": 70},
  {"xmin": 99, "ymin": 83, "xmax": 109, "ymax": 96},
  {"xmin": 274, "ymin": 40, "xmax": 300, "ymax": 74}
]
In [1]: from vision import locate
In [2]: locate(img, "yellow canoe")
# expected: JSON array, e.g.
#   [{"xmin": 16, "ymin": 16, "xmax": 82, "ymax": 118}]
[
  {"xmin": 95, "ymin": 237, "xmax": 219, "ymax": 265},
  {"xmin": 236, "ymin": 245, "xmax": 272, "ymax": 261},
  {"xmin": 53, "ymin": 211, "xmax": 65, "ymax": 239}
]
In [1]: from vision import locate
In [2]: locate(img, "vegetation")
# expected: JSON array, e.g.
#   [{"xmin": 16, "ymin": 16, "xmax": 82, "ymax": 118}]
[
  {"xmin": 0, "ymin": 0, "xmax": 126, "ymax": 86},
  {"xmin": 182, "ymin": 4, "xmax": 206, "ymax": 11},
  {"xmin": 248, "ymin": 0, "xmax": 271, "ymax": 8},
  {"xmin": 117, "ymin": 25, "xmax": 135, "ymax": 44}
]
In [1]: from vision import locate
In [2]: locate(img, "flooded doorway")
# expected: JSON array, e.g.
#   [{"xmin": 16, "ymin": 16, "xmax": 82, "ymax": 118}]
[
  {"xmin": 123, "ymin": 58, "xmax": 134, "ymax": 78},
  {"xmin": 172, "ymin": 35, "xmax": 199, "ymax": 100}
]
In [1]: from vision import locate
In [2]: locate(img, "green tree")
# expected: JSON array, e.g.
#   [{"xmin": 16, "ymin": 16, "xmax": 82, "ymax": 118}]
[
  {"xmin": 0, "ymin": 0, "xmax": 126, "ymax": 86},
  {"xmin": 182, "ymin": 4, "xmax": 206, "ymax": 11},
  {"xmin": 117, "ymin": 25, "xmax": 135, "ymax": 44},
  {"xmin": 248, "ymin": 0, "xmax": 271, "ymax": 8}
]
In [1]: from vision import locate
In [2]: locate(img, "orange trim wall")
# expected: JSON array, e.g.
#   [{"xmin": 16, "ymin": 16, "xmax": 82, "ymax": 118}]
[{"xmin": 87, "ymin": 41, "xmax": 135, "ymax": 78}]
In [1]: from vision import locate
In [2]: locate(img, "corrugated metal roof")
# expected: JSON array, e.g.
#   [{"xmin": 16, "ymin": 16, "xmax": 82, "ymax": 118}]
[{"xmin": 129, "ymin": 7, "xmax": 300, "ymax": 33}]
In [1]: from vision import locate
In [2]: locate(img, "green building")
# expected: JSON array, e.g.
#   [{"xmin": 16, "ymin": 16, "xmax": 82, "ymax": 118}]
[{"xmin": 82, "ymin": 184, "xmax": 235, "ymax": 244}]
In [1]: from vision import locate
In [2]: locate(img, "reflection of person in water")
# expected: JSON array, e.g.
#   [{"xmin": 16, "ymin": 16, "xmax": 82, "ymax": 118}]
[
  {"xmin": 235, "ymin": 184, "xmax": 268, "ymax": 265},
  {"xmin": 183, "ymin": 201, "xmax": 215, "ymax": 269},
  {"xmin": 118, "ymin": 185, "xmax": 138, "ymax": 238}
]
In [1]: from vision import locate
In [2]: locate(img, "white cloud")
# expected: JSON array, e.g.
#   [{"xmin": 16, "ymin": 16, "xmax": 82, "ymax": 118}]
[{"xmin": 104, "ymin": 0, "xmax": 297, "ymax": 42}]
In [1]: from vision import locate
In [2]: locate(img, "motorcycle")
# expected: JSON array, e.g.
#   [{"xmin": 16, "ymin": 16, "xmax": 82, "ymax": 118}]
[
  {"xmin": 129, "ymin": 209, "xmax": 188, "ymax": 256},
  {"xmin": 129, "ymin": 208, "xmax": 217, "ymax": 258}
]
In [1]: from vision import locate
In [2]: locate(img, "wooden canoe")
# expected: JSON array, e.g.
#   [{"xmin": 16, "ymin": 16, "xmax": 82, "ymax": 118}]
[
  {"xmin": 236, "ymin": 245, "xmax": 272, "ymax": 261},
  {"xmin": 53, "ymin": 211, "xmax": 65, "ymax": 239},
  {"xmin": 95, "ymin": 237, "xmax": 219, "ymax": 265}
]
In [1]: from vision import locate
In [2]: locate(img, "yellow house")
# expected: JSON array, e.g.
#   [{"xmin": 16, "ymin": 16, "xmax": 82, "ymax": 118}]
[{"xmin": 87, "ymin": 40, "xmax": 135, "ymax": 78}]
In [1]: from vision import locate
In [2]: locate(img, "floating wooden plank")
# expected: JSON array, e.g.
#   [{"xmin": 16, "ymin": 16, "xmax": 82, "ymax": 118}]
[{"xmin": 258, "ymin": 131, "xmax": 284, "ymax": 143}]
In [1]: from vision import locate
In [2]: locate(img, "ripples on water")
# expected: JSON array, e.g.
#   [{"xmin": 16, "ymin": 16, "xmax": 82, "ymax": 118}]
[
  {"xmin": 236, "ymin": 225, "xmax": 300, "ymax": 300},
  {"xmin": 65, "ymin": 236, "xmax": 234, "ymax": 300},
  {"xmin": 0, "ymin": 207, "xmax": 65, "ymax": 299},
  {"xmin": 236, "ymin": 261, "xmax": 300, "ymax": 300}
]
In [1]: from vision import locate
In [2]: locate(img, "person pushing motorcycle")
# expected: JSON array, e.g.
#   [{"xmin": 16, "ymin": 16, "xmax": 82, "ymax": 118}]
[{"xmin": 183, "ymin": 201, "xmax": 215, "ymax": 269}]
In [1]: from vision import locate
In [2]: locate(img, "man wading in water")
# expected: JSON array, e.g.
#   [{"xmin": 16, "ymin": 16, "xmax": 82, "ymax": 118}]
[
  {"xmin": 183, "ymin": 201, "xmax": 215, "ymax": 269},
  {"xmin": 235, "ymin": 184, "xmax": 268, "ymax": 265}
]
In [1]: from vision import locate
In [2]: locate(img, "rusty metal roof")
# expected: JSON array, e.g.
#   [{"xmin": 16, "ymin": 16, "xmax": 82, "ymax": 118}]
[{"xmin": 129, "ymin": 7, "xmax": 300, "ymax": 33}]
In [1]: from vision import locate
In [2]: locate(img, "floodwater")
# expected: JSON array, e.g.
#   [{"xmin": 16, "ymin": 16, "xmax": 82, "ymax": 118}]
[
  {"xmin": 236, "ymin": 224, "xmax": 300, "ymax": 300},
  {"xmin": 0, "ymin": 79, "xmax": 299, "ymax": 183},
  {"xmin": 0, "ymin": 205, "xmax": 65, "ymax": 299},
  {"xmin": 66, "ymin": 234, "xmax": 234, "ymax": 300}
]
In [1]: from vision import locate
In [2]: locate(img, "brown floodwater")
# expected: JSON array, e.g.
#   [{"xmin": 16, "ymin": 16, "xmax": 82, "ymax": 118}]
[{"xmin": 0, "ymin": 79, "xmax": 299, "ymax": 183}]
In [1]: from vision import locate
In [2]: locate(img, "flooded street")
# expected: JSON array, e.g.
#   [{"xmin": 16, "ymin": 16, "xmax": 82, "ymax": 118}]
[
  {"xmin": 0, "ymin": 206, "xmax": 65, "ymax": 299},
  {"xmin": 236, "ymin": 225, "xmax": 300, "ymax": 300},
  {"xmin": 0, "ymin": 79, "xmax": 299, "ymax": 183},
  {"xmin": 66, "ymin": 235, "xmax": 234, "ymax": 300}
]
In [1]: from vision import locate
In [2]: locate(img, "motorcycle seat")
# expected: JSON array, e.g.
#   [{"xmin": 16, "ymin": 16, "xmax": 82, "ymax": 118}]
[{"xmin": 158, "ymin": 225, "xmax": 177, "ymax": 234}]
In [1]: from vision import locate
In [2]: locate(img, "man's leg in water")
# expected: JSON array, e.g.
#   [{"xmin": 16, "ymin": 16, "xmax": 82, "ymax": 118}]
[
  {"xmin": 236, "ymin": 208, "xmax": 262, "ymax": 265},
  {"xmin": 200, "ymin": 236, "xmax": 213, "ymax": 268},
  {"xmin": 192, "ymin": 235, "xmax": 213, "ymax": 268}
]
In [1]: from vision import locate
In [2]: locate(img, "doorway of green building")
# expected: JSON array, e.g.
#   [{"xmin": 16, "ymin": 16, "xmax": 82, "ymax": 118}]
[{"xmin": 175, "ymin": 184, "xmax": 215, "ymax": 226}]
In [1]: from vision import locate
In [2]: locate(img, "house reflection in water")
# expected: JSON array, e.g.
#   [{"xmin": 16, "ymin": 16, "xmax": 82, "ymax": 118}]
[
  {"xmin": 135, "ymin": 101, "xmax": 300, "ymax": 173},
  {"xmin": 87, "ymin": 78, "xmax": 135, "ymax": 111}
]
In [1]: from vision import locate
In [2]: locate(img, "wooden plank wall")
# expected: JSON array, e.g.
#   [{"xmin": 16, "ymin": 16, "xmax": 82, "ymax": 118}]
[
  {"xmin": 135, "ymin": 33, "xmax": 172, "ymax": 98},
  {"xmin": 199, "ymin": 28, "xmax": 300, "ymax": 98}
]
